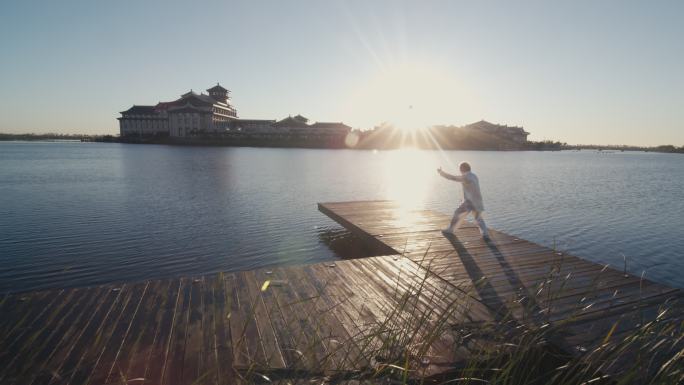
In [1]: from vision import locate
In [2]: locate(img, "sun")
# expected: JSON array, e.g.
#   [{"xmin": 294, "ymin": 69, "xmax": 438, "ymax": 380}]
[{"xmin": 343, "ymin": 61, "xmax": 478, "ymax": 132}]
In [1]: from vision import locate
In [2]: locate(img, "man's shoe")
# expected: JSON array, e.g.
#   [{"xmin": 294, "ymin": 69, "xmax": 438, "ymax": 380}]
[{"xmin": 482, "ymin": 235, "xmax": 491, "ymax": 242}]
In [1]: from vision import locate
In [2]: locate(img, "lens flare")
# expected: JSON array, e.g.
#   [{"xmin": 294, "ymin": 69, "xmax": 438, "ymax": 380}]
[{"xmin": 381, "ymin": 148, "xmax": 436, "ymax": 209}]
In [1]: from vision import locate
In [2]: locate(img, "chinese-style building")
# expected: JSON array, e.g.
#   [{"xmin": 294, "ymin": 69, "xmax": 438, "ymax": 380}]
[
  {"xmin": 119, "ymin": 84, "xmax": 237, "ymax": 137},
  {"xmin": 118, "ymin": 84, "xmax": 351, "ymax": 139},
  {"xmin": 464, "ymin": 120, "xmax": 530, "ymax": 144}
]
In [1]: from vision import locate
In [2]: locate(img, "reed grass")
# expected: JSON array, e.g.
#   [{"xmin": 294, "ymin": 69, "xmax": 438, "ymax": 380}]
[
  {"xmin": 232, "ymin": 247, "xmax": 684, "ymax": 385},
  {"xmin": 16, "ymin": 246, "xmax": 678, "ymax": 385}
]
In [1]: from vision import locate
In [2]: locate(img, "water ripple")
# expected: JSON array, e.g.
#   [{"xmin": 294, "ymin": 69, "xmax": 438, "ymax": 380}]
[{"xmin": 1, "ymin": 142, "xmax": 683, "ymax": 293}]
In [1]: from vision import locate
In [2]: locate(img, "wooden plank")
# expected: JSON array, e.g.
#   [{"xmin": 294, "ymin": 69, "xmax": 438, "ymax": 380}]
[
  {"xmin": 434, "ymin": 251, "xmax": 659, "ymax": 323},
  {"xmin": 123, "ymin": 279, "xmax": 173, "ymax": 385},
  {"xmin": 0, "ymin": 290, "xmax": 56, "ymax": 349},
  {"xmin": 365, "ymin": 256, "xmax": 489, "ymax": 324},
  {"xmin": 214, "ymin": 273, "xmax": 236, "ymax": 385},
  {"xmin": 246, "ymin": 268, "xmax": 323, "ymax": 370},
  {"xmin": 0, "ymin": 287, "xmax": 89, "ymax": 383},
  {"xmin": 355, "ymin": 258, "xmax": 445, "ymax": 317},
  {"xmin": 276, "ymin": 265, "xmax": 367, "ymax": 371},
  {"xmin": 42, "ymin": 286, "xmax": 120, "ymax": 385},
  {"xmin": 93, "ymin": 279, "xmax": 159, "ymax": 384},
  {"xmin": 432, "ymin": 249, "xmax": 584, "ymax": 272},
  {"xmin": 241, "ymin": 270, "xmax": 287, "ymax": 370},
  {"xmin": 353, "ymin": 258, "xmax": 461, "ymax": 361},
  {"xmin": 320, "ymin": 200, "xmax": 399, "ymax": 211},
  {"xmin": 97, "ymin": 281, "xmax": 164, "ymax": 383},
  {"xmin": 61, "ymin": 285, "xmax": 128, "ymax": 385},
  {"xmin": 423, "ymin": 253, "xmax": 588, "ymax": 283},
  {"xmin": 548, "ymin": 286, "xmax": 680, "ymax": 323},
  {"xmin": 227, "ymin": 272, "xmax": 267, "ymax": 370},
  {"xmin": 195, "ymin": 276, "xmax": 218, "ymax": 385},
  {"xmin": 87, "ymin": 281, "xmax": 149, "ymax": 385},
  {"xmin": 161, "ymin": 277, "xmax": 192, "ymax": 385},
  {"xmin": 327, "ymin": 261, "xmax": 395, "ymax": 323},
  {"xmin": 401, "ymin": 240, "xmax": 550, "ymax": 259},
  {"xmin": 19, "ymin": 287, "xmax": 106, "ymax": 385},
  {"xmin": 303, "ymin": 264, "xmax": 384, "ymax": 357},
  {"xmin": 317, "ymin": 199, "xmax": 684, "ymax": 375},
  {"xmin": 0, "ymin": 199, "xmax": 680, "ymax": 383},
  {"xmin": 274, "ymin": 266, "xmax": 348, "ymax": 371},
  {"xmin": 450, "ymin": 260, "xmax": 605, "ymax": 296},
  {"xmin": 245, "ymin": 268, "xmax": 301, "ymax": 369},
  {"xmin": 563, "ymin": 293, "xmax": 684, "ymax": 346},
  {"xmin": 98, "ymin": 281, "xmax": 154, "ymax": 385},
  {"xmin": 318, "ymin": 203, "xmax": 400, "ymax": 254},
  {"xmin": 179, "ymin": 277, "xmax": 205, "ymax": 385},
  {"xmin": 139, "ymin": 278, "xmax": 182, "ymax": 385},
  {"xmin": 303, "ymin": 263, "xmax": 377, "ymax": 328},
  {"xmin": 298, "ymin": 265, "xmax": 374, "ymax": 368},
  {"xmin": 27, "ymin": 286, "xmax": 112, "ymax": 385},
  {"xmin": 0, "ymin": 290, "xmax": 64, "ymax": 370},
  {"xmin": 332, "ymin": 258, "xmax": 467, "ymax": 367},
  {"xmin": 225, "ymin": 271, "xmax": 250, "ymax": 369},
  {"xmin": 347, "ymin": 257, "xmax": 479, "ymax": 369}
]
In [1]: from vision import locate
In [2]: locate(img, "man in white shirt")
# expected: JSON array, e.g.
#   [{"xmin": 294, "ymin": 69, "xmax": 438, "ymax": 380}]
[{"xmin": 437, "ymin": 162, "xmax": 490, "ymax": 240}]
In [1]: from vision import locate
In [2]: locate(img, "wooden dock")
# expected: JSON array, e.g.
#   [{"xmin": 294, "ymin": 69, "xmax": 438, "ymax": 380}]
[
  {"xmin": 1, "ymin": 200, "xmax": 682, "ymax": 384},
  {"xmin": 318, "ymin": 202, "xmax": 684, "ymax": 351}
]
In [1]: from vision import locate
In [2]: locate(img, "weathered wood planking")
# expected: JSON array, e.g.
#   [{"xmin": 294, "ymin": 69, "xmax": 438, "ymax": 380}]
[
  {"xmin": 0, "ymin": 255, "xmax": 488, "ymax": 382},
  {"xmin": 1, "ymin": 199, "xmax": 681, "ymax": 384},
  {"xmin": 318, "ymin": 200, "xmax": 684, "ymax": 366}
]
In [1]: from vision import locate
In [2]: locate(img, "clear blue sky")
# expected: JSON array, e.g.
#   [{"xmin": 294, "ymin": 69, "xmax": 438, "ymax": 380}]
[{"xmin": 1, "ymin": 0, "xmax": 682, "ymax": 145}]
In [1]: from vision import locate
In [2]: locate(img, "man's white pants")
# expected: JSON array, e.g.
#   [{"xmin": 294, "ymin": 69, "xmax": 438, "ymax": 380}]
[{"xmin": 448, "ymin": 200, "xmax": 489, "ymax": 237}]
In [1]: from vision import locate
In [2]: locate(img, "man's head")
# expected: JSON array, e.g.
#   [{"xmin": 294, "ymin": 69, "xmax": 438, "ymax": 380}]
[{"xmin": 459, "ymin": 162, "xmax": 471, "ymax": 174}]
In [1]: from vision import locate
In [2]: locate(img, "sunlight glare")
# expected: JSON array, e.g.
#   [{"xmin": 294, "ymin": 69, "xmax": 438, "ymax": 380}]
[
  {"xmin": 381, "ymin": 148, "xmax": 436, "ymax": 210},
  {"xmin": 345, "ymin": 62, "xmax": 478, "ymax": 132}
]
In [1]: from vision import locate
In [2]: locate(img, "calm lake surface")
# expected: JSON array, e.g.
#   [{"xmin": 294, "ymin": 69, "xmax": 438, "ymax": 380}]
[{"xmin": 1, "ymin": 142, "xmax": 683, "ymax": 293}]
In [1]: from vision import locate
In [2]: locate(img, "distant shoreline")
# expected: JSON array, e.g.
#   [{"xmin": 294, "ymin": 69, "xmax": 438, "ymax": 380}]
[{"xmin": 1, "ymin": 133, "xmax": 682, "ymax": 153}]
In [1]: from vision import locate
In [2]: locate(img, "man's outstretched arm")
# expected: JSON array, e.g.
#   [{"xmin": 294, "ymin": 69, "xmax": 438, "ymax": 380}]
[{"xmin": 437, "ymin": 167, "xmax": 463, "ymax": 182}]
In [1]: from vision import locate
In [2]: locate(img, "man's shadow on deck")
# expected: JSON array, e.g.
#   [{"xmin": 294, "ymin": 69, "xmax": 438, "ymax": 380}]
[{"xmin": 442, "ymin": 231, "xmax": 546, "ymax": 328}]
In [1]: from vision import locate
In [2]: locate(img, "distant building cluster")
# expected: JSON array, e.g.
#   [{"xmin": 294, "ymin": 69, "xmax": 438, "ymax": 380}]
[
  {"xmin": 117, "ymin": 83, "xmax": 529, "ymax": 150},
  {"xmin": 118, "ymin": 83, "xmax": 351, "ymax": 138},
  {"xmin": 463, "ymin": 120, "xmax": 530, "ymax": 144}
]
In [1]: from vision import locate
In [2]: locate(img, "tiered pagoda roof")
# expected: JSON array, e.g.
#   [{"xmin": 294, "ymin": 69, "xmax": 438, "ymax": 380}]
[
  {"xmin": 206, "ymin": 83, "xmax": 229, "ymax": 93},
  {"xmin": 120, "ymin": 105, "xmax": 157, "ymax": 115}
]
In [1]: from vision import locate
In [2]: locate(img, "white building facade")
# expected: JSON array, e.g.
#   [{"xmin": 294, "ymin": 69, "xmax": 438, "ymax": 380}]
[
  {"xmin": 118, "ymin": 84, "xmax": 352, "ymax": 139},
  {"xmin": 119, "ymin": 84, "xmax": 237, "ymax": 137}
]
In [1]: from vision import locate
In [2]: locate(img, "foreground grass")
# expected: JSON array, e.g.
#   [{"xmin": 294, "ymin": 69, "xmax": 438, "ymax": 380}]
[{"xmin": 224, "ymin": 246, "xmax": 684, "ymax": 385}]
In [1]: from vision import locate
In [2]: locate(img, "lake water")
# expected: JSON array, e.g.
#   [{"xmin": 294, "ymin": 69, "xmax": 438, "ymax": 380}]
[{"xmin": 1, "ymin": 142, "xmax": 683, "ymax": 293}]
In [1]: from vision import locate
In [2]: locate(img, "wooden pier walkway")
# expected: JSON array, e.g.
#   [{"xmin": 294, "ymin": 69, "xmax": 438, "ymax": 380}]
[
  {"xmin": 0, "ymin": 200, "xmax": 682, "ymax": 384},
  {"xmin": 318, "ymin": 202, "xmax": 684, "ymax": 354}
]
